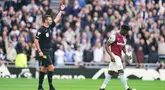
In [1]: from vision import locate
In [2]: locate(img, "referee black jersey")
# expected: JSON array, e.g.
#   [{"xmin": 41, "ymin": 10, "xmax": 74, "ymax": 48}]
[{"xmin": 36, "ymin": 21, "xmax": 56, "ymax": 49}]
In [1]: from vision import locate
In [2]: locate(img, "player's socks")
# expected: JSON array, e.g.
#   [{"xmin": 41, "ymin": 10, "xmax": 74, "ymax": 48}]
[
  {"xmin": 99, "ymin": 88, "xmax": 105, "ymax": 90},
  {"xmin": 38, "ymin": 71, "xmax": 46, "ymax": 89},
  {"xmin": 127, "ymin": 88, "xmax": 133, "ymax": 90},
  {"xmin": 118, "ymin": 74, "xmax": 129, "ymax": 90},
  {"xmin": 100, "ymin": 74, "xmax": 111, "ymax": 89},
  {"xmin": 48, "ymin": 71, "xmax": 53, "ymax": 87}
]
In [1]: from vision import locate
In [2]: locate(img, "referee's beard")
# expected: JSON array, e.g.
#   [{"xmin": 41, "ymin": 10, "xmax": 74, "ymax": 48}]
[
  {"xmin": 48, "ymin": 21, "xmax": 52, "ymax": 26},
  {"xmin": 43, "ymin": 21, "xmax": 52, "ymax": 27},
  {"xmin": 44, "ymin": 18, "xmax": 52, "ymax": 27}
]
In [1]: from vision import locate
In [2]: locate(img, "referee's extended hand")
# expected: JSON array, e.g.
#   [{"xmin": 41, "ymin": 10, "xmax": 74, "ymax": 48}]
[
  {"xmin": 39, "ymin": 51, "xmax": 44, "ymax": 56},
  {"xmin": 61, "ymin": 4, "xmax": 65, "ymax": 11}
]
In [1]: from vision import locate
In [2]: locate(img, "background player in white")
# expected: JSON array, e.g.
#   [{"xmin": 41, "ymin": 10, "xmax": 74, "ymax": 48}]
[{"xmin": 100, "ymin": 25, "xmax": 134, "ymax": 90}]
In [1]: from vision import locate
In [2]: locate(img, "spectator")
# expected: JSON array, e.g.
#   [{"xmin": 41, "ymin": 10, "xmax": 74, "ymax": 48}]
[
  {"xmin": 133, "ymin": 38, "xmax": 140, "ymax": 53},
  {"xmin": 83, "ymin": 43, "xmax": 93, "ymax": 62},
  {"xmin": 158, "ymin": 0, "xmax": 165, "ymax": 15},
  {"xmin": 72, "ymin": 0, "xmax": 81, "ymax": 17},
  {"xmin": 75, "ymin": 22, "xmax": 82, "ymax": 35},
  {"xmin": 124, "ymin": 45, "xmax": 137, "ymax": 65},
  {"xmin": 136, "ymin": 46, "xmax": 144, "ymax": 68},
  {"xmin": 140, "ymin": 39, "xmax": 149, "ymax": 55},
  {"xmin": 78, "ymin": 0, "xmax": 86, "ymax": 8},
  {"xmin": 126, "ymin": 30, "xmax": 135, "ymax": 46},
  {"xmin": 149, "ymin": 22, "xmax": 159, "ymax": 33},
  {"xmin": 15, "ymin": 53, "xmax": 27, "ymax": 68},
  {"xmin": 61, "ymin": 36, "xmax": 68, "ymax": 51},
  {"xmin": 80, "ymin": 32, "xmax": 88, "ymax": 42},
  {"xmin": 93, "ymin": 12, "xmax": 99, "ymax": 24},
  {"xmin": 44, "ymin": 4, "xmax": 52, "ymax": 15},
  {"xmin": 2, "ymin": 11, "xmax": 11, "ymax": 27},
  {"xmin": 148, "ymin": 46, "xmax": 159, "ymax": 63},
  {"xmin": 4, "ymin": 0, "xmax": 16, "ymax": 11},
  {"xmin": 11, "ymin": 35, "xmax": 18, "ymax": 48},
  {"xmin": 92, "ymin": 41, "xmax": 103, "ymax": 63},
  {"xmin": 0, "ymin": 0, "xmax": 5, "ymax": 8},
  {"xmin": 158, "ymin": 36, "xmax": 165, "ymax": 55},
  {"xmin": 15, "ymin": 36, "xmax": 25, "ymax": 54},
  {"xmin": 52, "ymin": 36, "xmax": 62, "ymax": 52},
  {"xmin": 9, "ymin": 25, "xmax": 20, "ymax": 37},
  {"xmin": 64, "ymin": 28, "xmax": 75, "ymax": 43},
  {"xmin": 0, "ymin": 48, "xmax": 5, "ymax": 61},
  {"xmin": 64, "ymin": 45, "xmax": 75, "ymax": 63},
  {"xmin": 26, "ymin": 0, "xmax": 38, "ymax": 13},
  {"xmin": 91, "ymin": 31, "xmax": 103, "ymax": 47},
  {"xmin": 73, "ymin": 45, "xmax": 83, "ymax": 66},
  {"xmin": 4, "ymin": 37, "xmax": 17, "ymax": 62},
  {"xmin": 54, "ymin": 44, "xmax": 65, "ymax": 66},
  {"xmin": 35, "ymin": 10, "xmax": 43, "ymax": 28},
  {"xmin": 70, "ymin": 37, "xmax": 76, "ymax": 50},
  {"xmin": 80, "ymin": 38, "xmax": 88, "ymax": 52},
  {"xmin": 161, "ymin": 27, "xmax": 165, "ymax": 38},
  {"xmin": 84, "ymin": 15, "xmax": 92, "ymax": 27},
  {"xmin": 85, "ymin": 25, "xmax": 93, "ymax": 41},
  {"xmin": 8, "ymin": 6, "xmax": 15, "ymax": 16}
]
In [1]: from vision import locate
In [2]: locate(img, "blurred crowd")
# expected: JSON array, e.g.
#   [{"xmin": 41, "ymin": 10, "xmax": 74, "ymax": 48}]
[{"xmin": 0, "ymin": 0, "xmax": 165, "ymax": 68}]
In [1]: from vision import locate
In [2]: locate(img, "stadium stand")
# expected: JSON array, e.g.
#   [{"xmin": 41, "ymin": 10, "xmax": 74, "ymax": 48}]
[{"xmin": 0, "ymin": 0, "xmax": 164, "ymax": 69}]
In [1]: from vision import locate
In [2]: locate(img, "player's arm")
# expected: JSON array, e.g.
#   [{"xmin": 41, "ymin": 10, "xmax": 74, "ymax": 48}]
[
  {"xmin": 105, "ymin": 41, "xmax": 113, "ymax": 57},
  {"xmin": 123, "ymin": 46, "xmax": 131, "ymax": 60},
  {"xmin": 105, "ymin": 34, "xmax": 116, "ymax": 62},
  {"xmin": 54, "ymin": 4, "xmax": 65, "ymax": 24},
  {"xmin": 34, "ymin": 29, "xmax": 43, "ymax": 56}
]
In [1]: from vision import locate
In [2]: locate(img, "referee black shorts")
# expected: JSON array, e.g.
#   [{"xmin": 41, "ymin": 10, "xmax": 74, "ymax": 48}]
[{"xmin": 39, "ymin": 49, "xmax": 53, "ymax": 67}]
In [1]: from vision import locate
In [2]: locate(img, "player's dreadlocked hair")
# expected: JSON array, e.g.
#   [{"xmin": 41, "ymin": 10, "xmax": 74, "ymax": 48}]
[{"xmin": 121, "ymin": 24, "xmax": 131, "ymax": 31}]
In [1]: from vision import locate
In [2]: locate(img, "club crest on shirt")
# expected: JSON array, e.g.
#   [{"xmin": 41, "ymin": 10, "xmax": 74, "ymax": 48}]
[{"xmin": 46, "ymin": 33, "xmax": 49, "ymax": 37}]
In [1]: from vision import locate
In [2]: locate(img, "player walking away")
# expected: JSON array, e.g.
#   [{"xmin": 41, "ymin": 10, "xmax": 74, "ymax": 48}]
[
  {"xmin": 34, "ymin": 4, "xmax": 65, "ymax": 90},
  {"xmin": 100, "ymin": 25, "xmax": 134, "ymax": 90}
]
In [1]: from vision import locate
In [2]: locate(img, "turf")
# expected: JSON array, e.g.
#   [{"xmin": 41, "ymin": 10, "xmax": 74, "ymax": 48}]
[{"xmin": 0, "ymin": 78, "xmax": 165, "ymax": 90}]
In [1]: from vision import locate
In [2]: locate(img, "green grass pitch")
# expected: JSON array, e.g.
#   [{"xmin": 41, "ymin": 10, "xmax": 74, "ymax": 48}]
[{"xmin": 0, "ymin": 78, "xmax": 165, "ymax": 90}]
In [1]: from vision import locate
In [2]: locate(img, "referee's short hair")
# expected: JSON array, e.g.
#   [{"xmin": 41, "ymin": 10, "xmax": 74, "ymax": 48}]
[{"xmin": 43, "ymin": 15, "xmax": 51, "ymax": 22}]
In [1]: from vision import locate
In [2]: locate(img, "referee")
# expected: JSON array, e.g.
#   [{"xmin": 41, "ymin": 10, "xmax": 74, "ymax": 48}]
[{"xmin": 34, "ymin": 4, "xmax": 65, "ymax": 90}]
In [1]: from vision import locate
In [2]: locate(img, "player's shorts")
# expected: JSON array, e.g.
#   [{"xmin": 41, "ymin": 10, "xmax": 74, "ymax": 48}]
[
  {"xmin": 39, "ymin": 49, "xmax": 53, "ymax": 67},
  {"xmin": 108, "ymin": 53, "xmax": 123, "ymax": 72}
]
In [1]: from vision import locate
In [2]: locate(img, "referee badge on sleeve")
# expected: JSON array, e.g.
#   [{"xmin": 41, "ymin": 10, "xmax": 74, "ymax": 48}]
[{"xmin": 38, "ymin": 32, "xmax": 41, "ymax": 35}]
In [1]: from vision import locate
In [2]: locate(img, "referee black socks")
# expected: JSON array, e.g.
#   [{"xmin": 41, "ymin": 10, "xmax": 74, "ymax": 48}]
[
  {"xmin": 47, "ymin": 71, "xmax": 53, "ymax": 87},
  {"xmin": 39, "ymin": 71, "xmax": 46, "ymax": 88}
]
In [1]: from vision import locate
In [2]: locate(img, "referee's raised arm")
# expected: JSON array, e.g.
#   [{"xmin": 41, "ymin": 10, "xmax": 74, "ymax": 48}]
[{"xmin": 54, "ymin": 4, "xmax": 65, "ymax": 24}]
